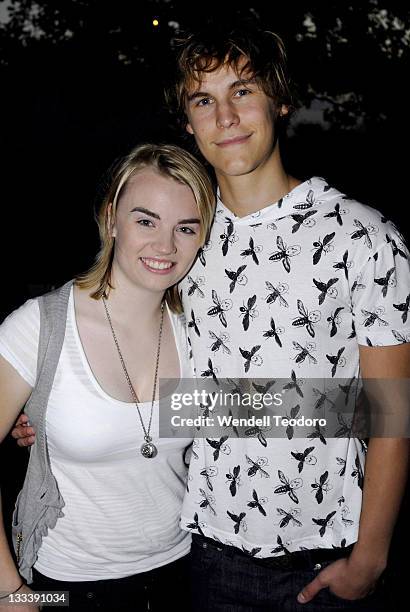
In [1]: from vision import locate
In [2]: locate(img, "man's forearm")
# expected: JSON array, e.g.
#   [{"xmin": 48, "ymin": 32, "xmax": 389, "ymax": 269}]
[{"xmin": 350, "ymin": 437, "xmax": 409, "ymax": 569}]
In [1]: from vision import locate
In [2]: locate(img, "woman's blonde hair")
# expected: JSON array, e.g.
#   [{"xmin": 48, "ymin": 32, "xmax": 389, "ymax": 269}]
[{"xmin": 76, "ymin": 143, "xmax": 215, "ymax": 313}]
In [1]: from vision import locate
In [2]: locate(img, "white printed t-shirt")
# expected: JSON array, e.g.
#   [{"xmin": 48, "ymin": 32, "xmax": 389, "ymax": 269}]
[
  {"xmin": 0, "ymin": 286, "xmax": 192, "ymax": 580},
  {"xmin": 179, "ymin": 176, "xmax": 410, "ymax": 557}
]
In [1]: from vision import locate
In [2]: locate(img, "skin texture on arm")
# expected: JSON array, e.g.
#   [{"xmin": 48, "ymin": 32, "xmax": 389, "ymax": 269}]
[
  {"xmin": 297, "ymin": 343, "xmax": 410, "ymax": 604},
  {"xmin": 0, "ymin": 355, "xmax": 38, "ymax": 609}
]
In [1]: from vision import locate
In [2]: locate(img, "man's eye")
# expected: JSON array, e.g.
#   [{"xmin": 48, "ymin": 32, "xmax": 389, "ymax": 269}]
[
  {"xmin": 197, "ymin": 97, "xmax": 212, "ymax": 107},
  {"xmin": 236, "ymin": 89, "xmax": 251, "ymax": 97}
]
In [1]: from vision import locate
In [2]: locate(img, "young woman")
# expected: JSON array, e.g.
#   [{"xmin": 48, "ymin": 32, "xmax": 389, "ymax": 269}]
[{"xmin": 0, "ymin": 143, "xmax": 215, "ymax": 611}]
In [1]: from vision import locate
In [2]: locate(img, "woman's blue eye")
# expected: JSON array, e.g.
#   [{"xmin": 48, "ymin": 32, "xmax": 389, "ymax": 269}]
[
  {"xmin": 197, "ymin": 97, "xmax": 212, "ymax": 107},
  {"xmin": 236, "ymin": 89, "xmax": 251, "ymax": 96},
  {"xmin": 178, "ymin": 227, "xmax": 196, "ymax": 235},
  {"xmin": 137, "ymin": 219, "xmax": 153, "ymax": 227}
]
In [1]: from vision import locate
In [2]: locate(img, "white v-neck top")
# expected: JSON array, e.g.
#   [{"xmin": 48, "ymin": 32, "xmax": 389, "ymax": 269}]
[{"xmin": 0, "ymin": 287, "xmax": 193, "ymax": 580}]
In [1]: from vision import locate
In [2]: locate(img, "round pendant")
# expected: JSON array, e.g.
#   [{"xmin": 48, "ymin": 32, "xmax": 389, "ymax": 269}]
[{"xmin": 141, "ymin": 441, "xmax": 158, "ymax": 458}]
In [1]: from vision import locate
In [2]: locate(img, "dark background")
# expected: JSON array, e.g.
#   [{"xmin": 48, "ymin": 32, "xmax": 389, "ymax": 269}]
[{"xmin": 0, "ymin": 0, "xmax": 409, "ymax": 607}]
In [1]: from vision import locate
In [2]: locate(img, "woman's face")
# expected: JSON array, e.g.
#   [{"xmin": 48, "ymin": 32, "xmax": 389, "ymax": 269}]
[{"xmin": 111, "ymin": 167, "xmax": 202, "ymax": 296}]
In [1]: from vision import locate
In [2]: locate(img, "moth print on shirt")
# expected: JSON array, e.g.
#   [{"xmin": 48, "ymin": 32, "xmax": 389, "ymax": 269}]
[
  {"xmin": 341, "ymin": 505, "xmax": 354, "ymax": 528},
  {"xmin": 292, "ymin": 299, "xmax": 321, "ymax": 337},
  {"xmin": 293, "ymin": 188, "xmax": 322, "ymax": 210},
  {"xmin": 312, "ymin": 232, "xmax": 335, "ymax": 265},
  {"xmin": 338, "ymin": 376, "xmax": 357, "ymax": 405},
  {"xmin": 349, "ymin": 219, "xmax": 379, "ymax": 249},
  {"xmin": 187, "ymin": 275, "xmax": 205, "ymax": 298},
  {"xmin": 282, "ymin": 369, "xmax": 304, "ymax": 398},
  {"xmin": 392, "ymin": 330, "xmax": 410, "ymax": 343},
  {"xmin": 247, "ymin": 489, "xmax": 268, "ymax": 516},
  {"xmin": 274, "ymin": 470, "xmax": 303, "ymax": 504},
  {"xmin": 334, "ymin": 412, "xmax": 352, "ymax": 437},
  {"xmin": 313, "ymin": 277, "xmax": 339, "ymax": 305},
  {"xmin": 226, "ymin": 511, "xmax": 247, "ymax": 534},
  {"xmin": 292, "ymin": 341, "xmax": 317, "ymax": 366},
  {"xmin": 265, "ymin": 281, "xmax": 289, "ymax": 308},
  {"xmin": 201, "ymin": 357, "xmax": 220, "ymax": 385},
  {"xmin": 374, "ymin": 266, "xmax": 397, "ymax": 299},
  {"xmin": 284, "ymin": 405, "xmax": 300, "ymax": 440},
  {"xmin": 351, "ymin": 453, "xmax": 364, "ymax": 489},
  {"xmin": 226, "ymin": 465, "xmax": 241, "ymax": 496},
  {"xmin": 200, "ymin": 466, "xmax": 218, "ymax": 491},
  {"xmin": 198, "ymin": 488, "xmax": 217, "ymax": 516},
  {"xmin": 311, "ymin": 470, "xmax": 332, "ymax": 504},
  {"xmin": 188, "ymin": 309, "xmax": 201, "ymax": 336},
  {"xmin": 290, "ymin": 210, "xmax": 317, "ymax": 233},
  {"xmin": 326, "ymin": 346, "xmax": 346, "ymax": 377},
  {"xmin": 207, "ymin": 290, "xmax": 233, "ymax": 328},
  {"xmin": 208, "ymin": 330, "xmax": 232, "ymax": 355},
  {"xmin": 335, "ymin": 457, "xmax": 346, "ymax": 477},
  {"xmin": 312, "ymin": 387, "xmax": 336, "ymax": 411},
  {"xmin": 239, "ymin": 295, "xmax": 258, "ymax": 331},
  {"xmin": 333, "ymin": 250, "xmax": 351, "ymax": 280},
  {"xmin": 198, "ymin": 240, "xmax": 212, "ymax": 266},
  {"xmin": 263, "ymin": 317, "xmax": 284, "ymax": 347},
  {"xmin": 327, "ymin": 307, "xmax": 344, "ymax": 337},
  {"xmin": 239, "ymin": 344, "xmax": 263, "ymax": 372},
  {"xmin": 206, "ymin": 436, "xmax": 231, "ymax": 461},
  {"xmin": 225, "ymin": 265, "xmax": 248, "ymax": 293},
  {"xmin": 361, "ymin": 306, "xmax": 389, "ymax": 327},
  {"xmin": 308, "ymin": 422, "xmax": 327, "ymax": 445},
  {"xmin": 186, "ymin": 512, "xmax": 207, "ymax": 536},
  {"xmin": 241, "ymin": 237, "xmax": 262, "ymax": 265},
  {"xmin": 386, "ymin": 234, "xmax": 408, "ymax": 260},
  {"xmin": 220, "ymin": 217, "xmax": 238, "ymax": 256},
  {"xmin": 240, "ymin": 546, "xmax": 262, "ymax": 558},
  {"xmin": 324, "ymin": 203, "xmax": 349, "ymax": 226},
  {"xmin": 245, "ymin": 454, "xmax": 270, "ymax": 479},
  {"xmin": 244, "ymin": 413, "xmax": 272, "ymax": 447},
  {"xmin": 276, "ymin": 507, "xmax": 303, "ymax": 528},
  {"xmin": 393, "ymin": 294, "xmax": 410, "ymax": 323},
  {"xmin": 291, "ymin": 446, "xmax": 317, "ymax": 473},
  {"xmin": 271, "ymin": 535, "xmax": 292, "ymax": 556},
  {"xmin": 312, "ymin": 510, "xmax": 336, "ymax": 537},
  {"xmin": 269, "ymin": 235, "xmax": 301, "ymax": 273}
]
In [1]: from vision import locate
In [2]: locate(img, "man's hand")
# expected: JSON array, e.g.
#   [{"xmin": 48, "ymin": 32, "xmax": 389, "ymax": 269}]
[
  {"xmin": 10, "ymin": 414, "xmax": 35, "ymax": 448},
  {"xmin": 297, "ymin": 554, "xmax": 384, "ymax": 604}
]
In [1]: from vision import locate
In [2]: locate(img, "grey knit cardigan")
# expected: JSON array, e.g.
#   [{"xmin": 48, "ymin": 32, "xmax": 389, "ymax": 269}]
[{"xmin": 11, "ymin": 280, "xmax": 73, "ymax": 583}]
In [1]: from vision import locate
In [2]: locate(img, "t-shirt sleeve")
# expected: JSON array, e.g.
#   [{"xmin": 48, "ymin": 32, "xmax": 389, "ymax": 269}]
[
  {"xmin": 351, "ymin": 231, "xmax": 410, "ymax": 346},
  {"xmin": 0, "ymin": 298, "xmax": 40, "ymax": 386}
]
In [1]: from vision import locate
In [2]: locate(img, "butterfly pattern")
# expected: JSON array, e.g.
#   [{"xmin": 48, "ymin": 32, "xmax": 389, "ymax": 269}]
[{"xmin": 180, "ymin": 177, "xmax": 410, "ymax": 558}]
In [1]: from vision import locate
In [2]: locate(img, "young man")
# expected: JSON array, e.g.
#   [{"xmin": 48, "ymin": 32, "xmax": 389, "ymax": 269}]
[{"xmin": 169, "ymin": 24, "xmax": 410, "ymax": 611}]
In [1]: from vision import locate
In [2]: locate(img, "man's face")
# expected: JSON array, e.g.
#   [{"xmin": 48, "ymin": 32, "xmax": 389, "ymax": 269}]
[{"xmin": 184, "ymin": 60, "xmax": 286, "ymax": 179}]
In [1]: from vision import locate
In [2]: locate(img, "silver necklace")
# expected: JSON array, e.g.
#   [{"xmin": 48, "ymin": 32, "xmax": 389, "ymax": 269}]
[{"xmin": 102, "ymin": 297, "xmax": 164, "ymax": 459}]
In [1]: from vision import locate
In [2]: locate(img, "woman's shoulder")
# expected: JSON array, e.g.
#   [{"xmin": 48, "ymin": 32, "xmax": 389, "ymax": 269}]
[{"xmin": 0, "ymin": 296, "xmax": 41, "ymax": 334}]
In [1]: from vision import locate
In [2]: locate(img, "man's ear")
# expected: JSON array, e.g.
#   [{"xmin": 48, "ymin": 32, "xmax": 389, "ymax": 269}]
[
  {"xmin": 186, "ymin": 122, "xmax": 194, "ymax": 135},
  {"xmin": 107, "ymin": 203, "xmax": 116, "ymax": 238},
  {"xmin": 279, "ymin": 105, "xmax": 289, "ymax": 117}
]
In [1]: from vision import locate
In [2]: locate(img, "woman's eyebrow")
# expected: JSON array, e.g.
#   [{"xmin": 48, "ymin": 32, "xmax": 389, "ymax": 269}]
[
  {"xmin": 130, "ymin": 206, "xmax": 160, "ymax": 219},
  {"xmin": 130, "ymin": 207, "xmax": 200, "ymax": 224}
]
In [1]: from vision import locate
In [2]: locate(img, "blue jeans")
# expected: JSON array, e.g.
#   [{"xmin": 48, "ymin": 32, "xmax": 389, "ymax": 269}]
[
  {"xmin": 191, "ymin": 535, "xmax": 388, "ymax": 612},
  {"xmin": 31, "ymin": 554, "xmax": 191, "ymax": 611}
]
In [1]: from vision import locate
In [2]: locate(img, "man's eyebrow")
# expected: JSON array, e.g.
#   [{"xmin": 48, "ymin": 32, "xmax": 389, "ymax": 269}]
[
  {"xmin": 130, "ymin": 207, "xmax": 200, "ymax": 224},
  {"xmin": 186, "ymin": 76, "xmax": 257, "ymax": 102}
]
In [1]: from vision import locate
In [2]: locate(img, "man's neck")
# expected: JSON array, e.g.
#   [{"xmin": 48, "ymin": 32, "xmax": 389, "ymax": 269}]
[{"xmin": 216, "ymin": 148, "xmax": 301, "ymax": 217}]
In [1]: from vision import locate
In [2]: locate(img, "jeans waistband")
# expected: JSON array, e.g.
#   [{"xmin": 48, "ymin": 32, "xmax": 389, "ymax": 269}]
[{"xmin": 192, "ymin": 534, "xmax": 353, "ymax": 570}]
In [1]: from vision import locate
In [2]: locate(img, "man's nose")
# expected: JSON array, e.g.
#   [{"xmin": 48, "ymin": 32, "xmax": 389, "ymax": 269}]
[{"xmin": 216, "ymin": 101, "xmax": 240, "ymax": 129}]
